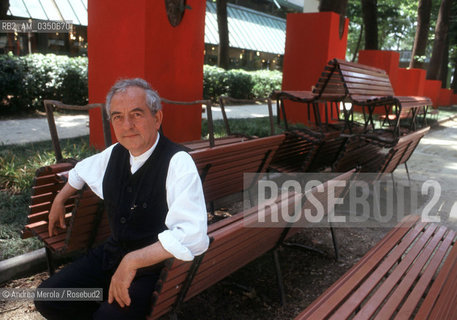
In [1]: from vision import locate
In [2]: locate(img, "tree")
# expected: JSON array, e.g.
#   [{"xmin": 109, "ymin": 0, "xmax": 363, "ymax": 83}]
[
  {"xmin": 409, "ymin": 0, "xmax": 433, "ymax": 69},
  {"xmin": 427, "ymin": 0, "xmax": 452, "ymax": 81},
  {"xmin": 319, "ymin": 0, "xmax": 348, "ymax": 38},
  {"xmin": 361, "ymin": 0, "xmax": 378, "ymax": 50},
  {"xmin": 216, "ymin": 0, "xmax": 230, "ymax": 70}
]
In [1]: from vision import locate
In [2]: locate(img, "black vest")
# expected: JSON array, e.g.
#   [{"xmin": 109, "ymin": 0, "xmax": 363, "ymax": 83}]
[{"xmin": 101, "ymin": 136, "xmax": 184, "ymax": 270}]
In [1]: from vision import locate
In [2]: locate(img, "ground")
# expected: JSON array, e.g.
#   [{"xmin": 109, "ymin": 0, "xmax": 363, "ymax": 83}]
[{"xmin": 0, "ymin": 226, "xmax": 389, "ymax": 320}]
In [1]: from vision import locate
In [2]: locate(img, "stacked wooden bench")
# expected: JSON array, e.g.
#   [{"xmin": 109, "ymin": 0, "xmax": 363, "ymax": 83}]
[
  {"xmin": 333, "ymin": 126, "xmax": 430, "ymax": 180},
  {"xmin": 295, "ymin": 214, "xmax": 457, "ymax": 320},
  {"xmin": 313, "ymin": 59, "xmax": 432, "ymax": 136}
]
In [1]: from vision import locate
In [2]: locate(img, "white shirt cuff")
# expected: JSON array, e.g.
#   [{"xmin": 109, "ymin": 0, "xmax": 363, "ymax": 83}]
[{"xmin": 158, "ymin": 230, "xmax": 196, "ymax": 261}]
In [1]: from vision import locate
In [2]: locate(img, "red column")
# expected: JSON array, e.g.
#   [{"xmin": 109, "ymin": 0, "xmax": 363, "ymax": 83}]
[
  {"xmin": 281, "ymin": 12, "xmax": 348, "ymax": 125},
  {"xmin": 438, "ymin": 89, "xmax": 452, "ymax": 107},
  {"xmin": 88, "ymin": 0, "xmax": 206, "ymax": 149},
  {"xmin": 358, "ymin": 50, "xmax": 399, "ymax": 88},
  {"xmin": 423, "ymin": 80, "xmax": 442, "ymax": 108},
  {"xmin": 395, "ymin": 68, "xmax": 426, "ymax": 96},
  {"xmin": 451, "ymin": 93, "xmax": 457, "ymax": 106}
]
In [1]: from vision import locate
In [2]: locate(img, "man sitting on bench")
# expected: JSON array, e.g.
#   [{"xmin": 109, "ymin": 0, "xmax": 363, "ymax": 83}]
[{"xmin": 35, "ymin": 78, "xmax": 209, "ymax": 319}]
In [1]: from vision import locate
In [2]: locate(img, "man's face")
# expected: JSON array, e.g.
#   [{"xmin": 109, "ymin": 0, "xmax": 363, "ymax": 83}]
[{"xmin": 109, "ymin": 86, "xmax": 163, "ymax": 156}]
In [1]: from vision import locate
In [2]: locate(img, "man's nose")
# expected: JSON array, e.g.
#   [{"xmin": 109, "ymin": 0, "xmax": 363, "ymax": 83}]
[{"xmin": 122, "ymin": 116, "xmax": 134, "ymax": 128}]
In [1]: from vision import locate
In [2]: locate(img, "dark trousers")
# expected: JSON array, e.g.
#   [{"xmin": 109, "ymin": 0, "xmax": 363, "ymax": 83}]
[{"xmin": 34, "ymin": 244, "xmax": 159, "ymax": 320}]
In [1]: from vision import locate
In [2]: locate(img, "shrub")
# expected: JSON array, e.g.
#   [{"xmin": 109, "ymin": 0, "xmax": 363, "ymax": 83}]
[
  {"xmin": 203, "ymin": 65, "xmax": 282, "ymax": 101},
  {"xmin": 0, "ymin": 53, "xmax": 88, "ymax": 116}
]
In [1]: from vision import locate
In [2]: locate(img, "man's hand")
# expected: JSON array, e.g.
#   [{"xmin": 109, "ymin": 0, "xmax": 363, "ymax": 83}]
[
  {"xmin": 48, "ymin": 183, "xmax": 77, "ymax": 237},
  {"xmin": 48, "ymin": 200, "xmax": 67, "ymax": 237},
  {"xmin": 108, "ymin": 255, "xmax": 137, "ymax": 308}
]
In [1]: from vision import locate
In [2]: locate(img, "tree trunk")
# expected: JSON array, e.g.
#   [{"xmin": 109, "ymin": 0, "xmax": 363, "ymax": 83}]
[
  {"xmin": 439, "ymin": 38, "xmax": 449, "ymax": 88},
  {"xmin": 361, "ymin": 0, "xmax": 378, "ymax": 50},
  {"xmin": 409, "ymin": 0, "xmax": 432, "ymax": 69},
  {"xmin": 427, "ymin": 0, "xmax": 452, "ymax": 80},
  {"xmin": 216, "ymin": 0, "xmax": 230, "ymax": 70},
  {"xmin": 319, "ymin": 0, "xmax": 348, "ymax": 39}
]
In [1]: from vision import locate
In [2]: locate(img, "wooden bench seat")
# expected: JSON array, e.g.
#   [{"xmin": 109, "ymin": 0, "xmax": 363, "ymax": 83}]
[{"xmin": 294, "ymin": 214, "xmax": 457, "ymax": 319}]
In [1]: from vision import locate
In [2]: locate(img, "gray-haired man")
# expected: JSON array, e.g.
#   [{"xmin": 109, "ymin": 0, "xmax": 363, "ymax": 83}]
[{"xmin": 35, "ymin": 78, "xmax": 209, "ymax": 319}]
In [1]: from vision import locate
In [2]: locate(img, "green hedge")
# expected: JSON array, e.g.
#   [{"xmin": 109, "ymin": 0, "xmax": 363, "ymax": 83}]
[
  {"xmin": 203, "ymin": 65, "xmax": 282, "ymax": 101},
  {"xmin": 0, "ymin": 54, "xmax": 281, "ymax": 116},
  {"xmin": 0, "ymin": 53, "xmax": 88, "ymax": 115}
]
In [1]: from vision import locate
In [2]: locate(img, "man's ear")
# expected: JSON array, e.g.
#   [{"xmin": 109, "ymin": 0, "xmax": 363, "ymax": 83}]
[{"xmin": 154, "ymin": 110, "xmax": 163, "ymax": 130}]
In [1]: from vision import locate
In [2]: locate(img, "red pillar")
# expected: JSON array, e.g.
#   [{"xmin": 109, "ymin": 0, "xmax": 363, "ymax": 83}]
[
  {"xmin": 88, "ymin": 0, "xmax": 206, "ymax": 149},
  {"xmin": 423, "ymin": 80, "xmax": 442, "ymax": 108},
  {"xmin": 281, "ymin": 12, "xmax": 348, "ymax": 125},
  {"xmin": 451, "ymin": 93, "xmax": 457, "ymax": 106},
  {"xmin": 358, "ymin": 50, "xmax": 399, "ymax": 89},
  {"xmin": 438, "ymin": 89, "xmax": 452, "ymax": 107},
  {"xmin": 395, "ymin": 68, "xmax": 426, "ymax": 96}
]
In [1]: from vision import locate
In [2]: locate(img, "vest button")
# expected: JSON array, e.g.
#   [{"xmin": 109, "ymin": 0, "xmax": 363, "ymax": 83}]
[
  {"xmin": 120, "ymin": 217, "xmax": 127, "ymax": 224},
  {"xmin": 142, "ymin": 203, "xmax": 147, "ymax": 209}
]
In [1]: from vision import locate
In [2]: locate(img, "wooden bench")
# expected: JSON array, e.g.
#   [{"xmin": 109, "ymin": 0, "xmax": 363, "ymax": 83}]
[
  {"xmin": 21, "ymin": 163, "xmax": 110, "ymax": 274},
  {"xmin": 333, "ymin": 126, "xmax": 430, "ymax": 181},
  {"xmin": 148, "ymin": 169, "xmax": 356, "ymax": 319},
  {"xmin": 294, "ymin": 214, "xmax": 457, "ymax": 319},
  {"xmin": 313, "ymin": 59, "xmax": 432, "ymax": 136},
  {"xmin": 21, "ymin": 100, "xmax": 113, "ymax": 274}
]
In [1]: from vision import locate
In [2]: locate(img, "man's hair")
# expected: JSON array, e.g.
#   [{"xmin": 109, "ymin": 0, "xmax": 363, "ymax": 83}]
[{"xmin": 105, "ymin": 78, "xmax": 162, "ymax": 118}]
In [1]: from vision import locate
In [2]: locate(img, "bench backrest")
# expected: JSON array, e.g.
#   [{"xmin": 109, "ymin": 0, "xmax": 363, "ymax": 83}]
[
  {"xmin": 190, "ymin": 134, "xmax": 285, "ymax": 203},
  {"xmin": 23, "ymin": 162, "xmax": 110, "ymax": 253},
  {"xmin": 269, "ymin": 130, "xmax": 322, "ymax": 173},
  {"xmin": 313, "ymin": 59, "xmax": 395, "ymax": 103}
]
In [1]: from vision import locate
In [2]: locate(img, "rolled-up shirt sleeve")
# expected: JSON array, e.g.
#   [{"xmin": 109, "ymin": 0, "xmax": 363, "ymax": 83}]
[
  {"xmin": 158, "ymin": 151, "xmax": 209, "ymax": 261},
  {"xmin": 68, "ymin": 144, "xmax": 116, "ymax": 199}
]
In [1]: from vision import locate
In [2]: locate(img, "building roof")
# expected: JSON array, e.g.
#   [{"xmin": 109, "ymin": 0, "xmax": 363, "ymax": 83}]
[
  {"xmin": 8, "ymin": 0, "xmax": 87, "ymax": 26},
  {"xmin": 7, "ymin": 0, "xmax": 286, "ymax": 55},
  {"xmin": 205, "ymin": 1, "xmax": 286, "ymax": 55}
]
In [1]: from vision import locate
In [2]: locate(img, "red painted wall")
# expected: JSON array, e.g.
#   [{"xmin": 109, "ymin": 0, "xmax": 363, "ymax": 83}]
[
  {"xmin": 451, "ymin": 93, "xmax": 457, "ymax": 106},
  {"xmin": 281, "ymin": 12, "xmax": 348, "ymax": 125},
  {"xmin": 423, "ymin": 80, "xmax": 442, "ymax": 108},
  {"xmin": 88, "ymin": 0, "xmax": 205, "ymax": 149},
  {"xmin": 438, "ymin": 89, "xmax": 452, "ymax": 107},
  {"xmin": 395, "ymin": 68, "xmax": 426, "ymax": 96}
]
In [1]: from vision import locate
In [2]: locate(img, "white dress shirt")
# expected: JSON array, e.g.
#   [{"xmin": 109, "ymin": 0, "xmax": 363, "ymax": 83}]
[{"xmin": 67, "ymin": 133, "xmax": 209, "ymax": 261}]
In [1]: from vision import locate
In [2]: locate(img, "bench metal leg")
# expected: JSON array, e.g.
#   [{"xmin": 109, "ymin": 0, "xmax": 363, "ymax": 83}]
[
  {"xmin": 45, "ymin": 247, "xmax": 56, "ymax": 276},
  {"xmin": 404, "ymin": 162, "xmax": 411, "ymax": 183},
  {"xmin": 329, "ymin": 225, "xmax": 339, "ymax": 262},
  {"xmin": 273, "ymin": 249, "xmax": 286, "ymax": 306}
]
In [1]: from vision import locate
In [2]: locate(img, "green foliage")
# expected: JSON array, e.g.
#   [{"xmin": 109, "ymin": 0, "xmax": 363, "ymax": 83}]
[
  {"xmin": 0, "ymin": 54, "xmax": 88, "ymax": 116},
  {"xmin": 201, "ymin": 116, "xmax": 284, "ymax": 139},
  {"xmin": 203, "ymin": 65, "xmax": 282, "ymax": 101}
]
